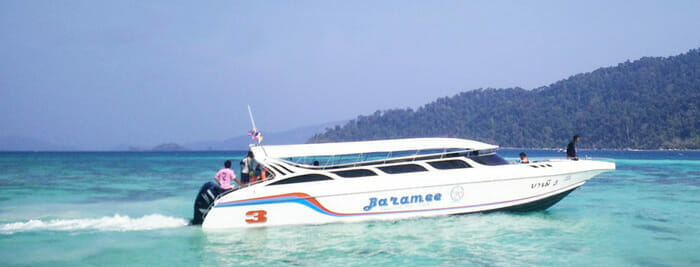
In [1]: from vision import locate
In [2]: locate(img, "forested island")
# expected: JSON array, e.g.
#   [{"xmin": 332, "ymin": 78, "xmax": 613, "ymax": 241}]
[{"xmin": 310, "ymin": 49, "xmax": 700, "ymax": 149}]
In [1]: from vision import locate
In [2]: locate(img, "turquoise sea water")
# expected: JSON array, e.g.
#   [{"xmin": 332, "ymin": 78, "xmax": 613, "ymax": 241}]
[{"xmin": 1, "ymin": 149, "xmax": 699, "ymax": 266}]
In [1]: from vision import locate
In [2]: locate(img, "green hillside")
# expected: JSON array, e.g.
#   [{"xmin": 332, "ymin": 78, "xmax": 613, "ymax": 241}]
[{"xmin": 310, "ymin": 48, "xmax": 700, "ymax": 149}]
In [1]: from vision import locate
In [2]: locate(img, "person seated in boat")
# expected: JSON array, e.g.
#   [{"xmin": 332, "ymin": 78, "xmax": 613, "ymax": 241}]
[
  {"xmin": 250, "ymin": 164, "xmax": 263, "ymax": 184},
  {"xmin": 250, "ymin": 164, "xmax": 272, "ymax": 183},
  {"xmin": 519, "ymin": 152, "xmax": 529, "ymax": 164},
  {"xmin": 254, "ymin": 164, "xmax": 262, "ymax": 177},
  {"xmin": 215, "ymin": 160, "xmax": 241, "ymax": 191},
  {"xmin": 567, "ymin": 135, "xmax": 580, "ymax": 160},
  {"xmin": 240, "ymin": 151, "xmax": 254, "ymax": 185},
  {"xmin": 263, "ymin": 167, "xmax": 274, "ymax": 180}
]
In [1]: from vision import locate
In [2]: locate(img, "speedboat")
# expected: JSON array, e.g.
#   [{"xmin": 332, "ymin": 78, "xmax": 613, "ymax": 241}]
[{"xmin": 192, "ymin": 138, "xmax": 615, "ymax": 229}]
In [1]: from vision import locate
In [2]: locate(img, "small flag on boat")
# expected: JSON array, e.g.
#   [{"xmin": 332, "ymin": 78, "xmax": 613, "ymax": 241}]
[
  {"xmin": 246, "ymin": 105, "xmax": 263, "ymax": 145},
  {"xmin": 248, "ymin": 128, "xmax": 263, "ymax": 144}
]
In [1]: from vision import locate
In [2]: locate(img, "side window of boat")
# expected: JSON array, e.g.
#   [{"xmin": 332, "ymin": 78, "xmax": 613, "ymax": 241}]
[
  {"xmin": 468, "ymin": 153, "xmax": 510, "ymax": 166},
  {"xmin": 268, "ymin": 174, "xmax": 333, "ymax": 186},
  {"xmin": 427, "ymin": 160, "xmax": 472, "ymax": 170},
  {"xmin": 332, "ymin": 169, "xmax": 378, "ymax": 178},
  {"xmin": 378, "ymin": 164, "xmax": 427, "ymax": 174}
]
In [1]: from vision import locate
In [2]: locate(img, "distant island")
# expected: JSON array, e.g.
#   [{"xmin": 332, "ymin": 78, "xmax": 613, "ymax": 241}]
[
  {"xmin": 0, "ymin": 120, "xmax": 341, "ymax": 151},
  {"xmin": 0, "ymin": 136, "xmax": 73, "ymax": 151},
  {"xmin": 123, "ymin": 143, "xmax": 189, "ymax": 152},
  {"xmin": 310, "ymin": 48, "xmax": 700, "ymax": 149},
  {"xmin": 109, "ymin": 143, "xmax": 188, "ymax": 152},
  {"xmin": 150, "ymin": 143, "xmax": 188, "ymax": 151}
]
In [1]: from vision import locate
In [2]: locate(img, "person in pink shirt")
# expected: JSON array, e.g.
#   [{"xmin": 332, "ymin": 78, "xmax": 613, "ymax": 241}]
[{"xmin": 215, "ymin": 160, "xmax": 241, "ymax": 190}]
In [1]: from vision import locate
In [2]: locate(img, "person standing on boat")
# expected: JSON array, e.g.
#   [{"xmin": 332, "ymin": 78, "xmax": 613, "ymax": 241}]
[
  {"xmin": 215, "ymin": 160, "xmax": 240, "ymax": 191},
  {"xmin": 240, "ymin": 151, "xmax": 254, "ymax": 185},
  {"xmin": 567, "ymin": 135, "xmax": 580, "ymax": 160}
]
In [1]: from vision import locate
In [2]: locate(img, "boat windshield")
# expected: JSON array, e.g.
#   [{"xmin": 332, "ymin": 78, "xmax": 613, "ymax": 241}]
[
  {"xmin": 282, "ymin": 148, "xmax": 468, "ymax": 168},
  {"xmin": 467, "ymin": 150, "xmax": 510, "ymax": 166}
]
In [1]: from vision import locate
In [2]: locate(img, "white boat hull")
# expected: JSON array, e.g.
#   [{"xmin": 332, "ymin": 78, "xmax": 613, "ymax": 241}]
[{"xmin": 201, "ymin": 160, "xmax": 613, "ymax": 229}]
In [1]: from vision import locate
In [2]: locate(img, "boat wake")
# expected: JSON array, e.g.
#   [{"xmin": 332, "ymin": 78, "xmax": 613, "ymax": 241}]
[{"xmin": 0, "ymin": 214, "xmax": 189, "ymax": 234}]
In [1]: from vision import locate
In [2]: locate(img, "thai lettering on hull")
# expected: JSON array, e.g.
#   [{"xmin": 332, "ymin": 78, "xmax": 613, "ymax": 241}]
[{"xmin": 363, "ymin": 193, "xmax": 442, "ymax": 211}]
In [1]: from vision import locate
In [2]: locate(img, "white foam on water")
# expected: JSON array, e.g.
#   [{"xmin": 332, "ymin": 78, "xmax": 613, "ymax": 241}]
[{"xmin": 0, "ymin": 214, "xmax": 189, "ymax": 234}]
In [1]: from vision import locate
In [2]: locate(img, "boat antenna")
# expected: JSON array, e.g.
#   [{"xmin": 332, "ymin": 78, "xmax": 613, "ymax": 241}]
[
  {"xmin": 247, "ymin": 104, "xmax": 257, "ymax": 131},
  {"xmin": 246, "ymin": 105, "xmax": 267, "ymax": 156}
]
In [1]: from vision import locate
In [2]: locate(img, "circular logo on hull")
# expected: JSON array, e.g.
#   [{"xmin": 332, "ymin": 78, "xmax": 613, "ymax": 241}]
[{"xmin": 450, "ymin": 186, "xmax": 464, "ymax": 201}]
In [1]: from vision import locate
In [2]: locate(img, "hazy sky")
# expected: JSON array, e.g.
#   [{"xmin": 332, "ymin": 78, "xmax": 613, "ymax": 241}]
[{"xmin": 2, "ymin": 1, "xmax": 699, "ymax": 149}]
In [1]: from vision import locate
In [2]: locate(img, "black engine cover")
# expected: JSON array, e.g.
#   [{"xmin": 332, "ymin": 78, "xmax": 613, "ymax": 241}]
[{"xmin": 191, "ymin": 181, "xmax": 225, "ymax": 225}]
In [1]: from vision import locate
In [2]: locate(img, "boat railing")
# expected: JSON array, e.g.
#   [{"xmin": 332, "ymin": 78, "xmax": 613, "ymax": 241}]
[
  {"xmin": 526, "ymin": 157, "xmax": 616, "ymax": 163},
  {"xmin": 279, "ymin": 148, "xmax": 478, "ymax": 170}
]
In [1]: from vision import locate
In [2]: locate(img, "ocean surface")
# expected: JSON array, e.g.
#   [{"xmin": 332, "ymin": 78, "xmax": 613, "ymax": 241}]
[{"xmin": 0, "ymin": 149, "xmax": 698, "ymax": 266}]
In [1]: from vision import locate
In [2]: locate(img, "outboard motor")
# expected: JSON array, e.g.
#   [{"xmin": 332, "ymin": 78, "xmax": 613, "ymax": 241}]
[{"xmin": 191, "ymin": 181, "xmax": 224, "ymax": 225}]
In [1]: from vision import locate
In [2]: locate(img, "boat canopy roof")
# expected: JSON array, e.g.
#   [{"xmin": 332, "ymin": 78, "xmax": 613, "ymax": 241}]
[{"xmin": 250, "ymin": 138, "xmax": 498, "ymax": 159}]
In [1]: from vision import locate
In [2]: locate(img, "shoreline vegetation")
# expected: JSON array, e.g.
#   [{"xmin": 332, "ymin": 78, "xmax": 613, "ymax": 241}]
[{"xmin": 310, "ymin": 48, "xmax": 700, "ymax": 150}]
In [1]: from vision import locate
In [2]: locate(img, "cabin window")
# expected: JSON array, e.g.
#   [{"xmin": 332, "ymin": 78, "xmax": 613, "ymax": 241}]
[
  {"xmin": 383, "ymin": 158, "xmax": 415, "ymax": 164},
  {"xmin": 338, "ymin": 154, "xmax": 363, "ymax": 165},
  {"xmin": 268, "ymin": 174, "xmax": 333, "ymax": 186},
  {"xmin": 390, "ymin": 150, "xmax": 419, "ymax": 158},
  {"xmin": 359, "ymin": 152, "xmax": 390, "ymax": 162},
  {"xmin": 428, "ymin": 160, "xmax": 471, "ymax": 170},
  {"xmin": 413, "ymin": 155, "xmax": 444, "ymax": 161},
  {"xmin": 332, "ymin": 169, "xmax": 378, "ymax": 178},
  {"xmin": 468, "ymin": 153, "xmax": 510, "ymax": 166},
  {"xmin": 378, "ymin": 164, "xmax": 427, "ymax": 174},
  {"xmin": 418, "ymin": 149, "xmax": 445, "ymax": 155}
]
